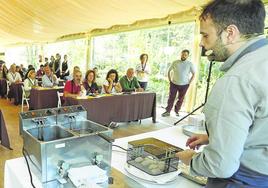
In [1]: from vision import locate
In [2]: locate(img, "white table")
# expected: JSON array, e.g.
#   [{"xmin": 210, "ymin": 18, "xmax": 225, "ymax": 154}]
[
  {"xmin": 4, "ymin": 126, "xmax": 204, "ymax": 188},
  {"xmin": 111, "ymin": 125, "xmax": 204, "ymax": 188},
  {"xmin": 5, "ymin": 157, "xmax": 45, "ymax": 188}
]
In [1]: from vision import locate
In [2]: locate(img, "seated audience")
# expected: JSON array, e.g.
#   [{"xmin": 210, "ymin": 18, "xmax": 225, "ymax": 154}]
[
  {"xmin": 0, "ymin": 61, "xmax": 8, "ymax": 79},
  {"xmin": 93, "ymin": 67, "xmax": 103, "ymax": 86},
  {"xmin": 54, "ymin": 53, "xmax": 61, "ymax": 78},
  {"xmin": 24, "ymin": 68, "xmax": 38, "ymax": 97},
  {"xmin": 83, "ymin": 70, "xmax": 99, "ymax": 94},
  {"xmin": 67, "ymin": 66, "xmax": 80, "ymax": 80},
  {"xmin": 38, "ymin": 55, "xmax": 43, "ymax": 65},
  {"xmin": 16, "ymin": 65, "xmax": 24, "ymax": 80},
  {"xmin": 28, "ymin": 64, "xmax": 34, "ymax": 71},
  {"xmin": 42, "ymin": 65, "xmax": 58, "ymax": 87},
  {"xmin": 7, "ymin": 64, "xmax": 22, "ymax": 84},
  {"xmin": 64, "ymin": 70, "xmax": 85, "ymax": 97},
  {"xmin": 102, "ymin": 69, "xmax": 122, "ymax": 94},
  {"xmin": 44, "ymin": 57, "xmax": 49, "ymax": 65},
  {"xmin": 119, "ymin": 68, "xmax": 144, "ymax": 92},
  {"xmin": 20, "ymin": 64, "xmax": 27, "ymax": 75},
  {"xmin": 49, "ymin": 55, "xmax": 55, "ymax": 71},
  {"xmin": 60, "ymin": 54, "xmax": 70, "ymax": 80},
  {"xmin": 36, "ymin": 65, "xmax": 45, "ymax": 77}
]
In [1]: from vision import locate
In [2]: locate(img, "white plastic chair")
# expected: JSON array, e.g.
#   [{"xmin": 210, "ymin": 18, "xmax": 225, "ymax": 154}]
[
  {"xmin": 21, "ymin": 86, "xmax": 29, "ymax": 112},
  {"xmin": 57, "ymin": 91, "xmax": 64, "ymax": 108}
]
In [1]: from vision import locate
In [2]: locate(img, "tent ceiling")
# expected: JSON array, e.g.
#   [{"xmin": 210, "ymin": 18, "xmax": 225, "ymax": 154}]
[{"xmin": 0, "ymin": 0, "xmax": 209, "ymax": 46}]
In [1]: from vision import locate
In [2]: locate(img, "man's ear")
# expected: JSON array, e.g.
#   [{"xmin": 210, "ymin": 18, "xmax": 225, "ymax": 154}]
[{"xmin": 225, "ymin": 24, "xmax": 240, "ymax": 44}]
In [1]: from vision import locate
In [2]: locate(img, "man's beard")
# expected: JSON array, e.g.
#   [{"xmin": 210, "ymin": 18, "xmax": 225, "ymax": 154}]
[{"xmin": 210, "ymin": 37, "xmax": 230, "ymax": 62}]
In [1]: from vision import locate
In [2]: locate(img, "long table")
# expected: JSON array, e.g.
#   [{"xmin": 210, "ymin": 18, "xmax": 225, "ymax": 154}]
[
  {"xmin": 0, "ymin": 110, "xmax": 11, "ymax": 149},
  {"xmin": 29, "ymin": 86, "xmax": 64, "ymax": 110},
  {"xmin": 64, "ymin": 92, "xmax": 156, "ymax": 126},
  {"xmin": 4, "ymin": 157, "xmax": 145, "ymax": 188},
  {"xmin": 7, "ymin": 82, "xmax": 23, "ymax": 105},
  {"xmin": 5, "ymin": 126, "xmax": 204, "ymax": 188}
]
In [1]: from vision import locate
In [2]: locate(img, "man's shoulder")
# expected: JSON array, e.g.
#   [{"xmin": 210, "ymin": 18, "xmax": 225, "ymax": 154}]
[
  {"xmin": 173, "ymin": 60, "xmax": 180, "ymax": 64},
  {"xmin": 183, "ymin": 60, "xmax": 192, "ymax": 64},
  {"xmin": 120, "ymin": 75, "xmax": 127, "ymax": 81},
  {"xmin": 133, "ymin": 76, "xmax": 138, "ymax": 81}
]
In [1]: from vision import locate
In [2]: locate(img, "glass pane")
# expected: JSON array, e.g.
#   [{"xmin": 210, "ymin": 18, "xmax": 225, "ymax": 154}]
[{"xmin": 91, "ymin": 22, "xmax": 195, "ymax": 109}]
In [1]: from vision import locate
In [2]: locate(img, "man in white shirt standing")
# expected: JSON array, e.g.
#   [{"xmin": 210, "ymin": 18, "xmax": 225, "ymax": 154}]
[
  {"xmin": 162, "ymin": 49, "xmax": 195, "ymax": 117},
  {"xmin": 7, "ymin": 64, "xmax": 22, "ymax": 84}
]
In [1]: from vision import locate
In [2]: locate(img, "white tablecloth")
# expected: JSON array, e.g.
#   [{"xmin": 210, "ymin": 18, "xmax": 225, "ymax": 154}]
[
  {"xmin": 5, "ymin": 157, "xmax": 44, "ymax": 188},
  {"xmin": 111, "ymin": 125, "xmax": 204, "ymax": 188},
  {"xmin": 4, "ymin": 126, "xmax": 204, "ymax": 188}
]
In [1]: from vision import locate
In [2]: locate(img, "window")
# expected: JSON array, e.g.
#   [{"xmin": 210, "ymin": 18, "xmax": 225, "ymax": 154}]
[{"xmin": 91, "ymin": 22, "xmax": 196, "ymax": 108}]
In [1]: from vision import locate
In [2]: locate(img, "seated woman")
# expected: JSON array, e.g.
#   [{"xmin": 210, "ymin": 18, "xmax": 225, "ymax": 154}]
[
  {"xmin": 83, "ymin": 70, "xmax": 99, "ymax": 95},
  {"xmin": 64, "ymin": 70, "xmax": 85, "ymax": 98},
  {"xmin": 24, "ymin": 68, "xmax": 38, "ymax": 97},
  {"xmin": 102, "ymin": 69, "xmax": 122, "ymax": 94}
]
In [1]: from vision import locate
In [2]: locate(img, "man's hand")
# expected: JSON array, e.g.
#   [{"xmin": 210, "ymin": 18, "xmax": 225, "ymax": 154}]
[
  {"xmin": 186, "ymin": 134, "xmax": 209, "ymax": 150},
  {"xmin": 176, "ymin": 149, "xmax": 197, "ymax": 165}
]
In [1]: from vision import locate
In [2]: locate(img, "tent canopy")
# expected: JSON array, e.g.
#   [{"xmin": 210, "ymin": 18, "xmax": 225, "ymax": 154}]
[{"xmin": 0, "ymin": 0, "xmax": 209, "ymax": 46}]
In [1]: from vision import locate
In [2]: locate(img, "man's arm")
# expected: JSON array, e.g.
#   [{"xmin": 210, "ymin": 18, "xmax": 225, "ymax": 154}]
[
  {"xmin": 189, "ymin": 72, "xmax": 195, "ymax": 84},
  {"xmin": 53, "ymin": 74, "xmax": 59, "ymax": 85},
  {"xmin": 189, "ymin": 62, "xmax": 196, "ymax": 84},
  {"xmin": 134, "ymin": 77, "xmax": 141, "ymax": 89},
  {"xmin": 167, "ymin": 61, "xmax": 174, "ymax": 82}
]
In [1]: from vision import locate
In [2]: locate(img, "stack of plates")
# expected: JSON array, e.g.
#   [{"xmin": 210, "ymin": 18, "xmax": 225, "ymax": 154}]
[{"xmin": 124, "ymin": 163, "xmax": 181, "ymax": 184}]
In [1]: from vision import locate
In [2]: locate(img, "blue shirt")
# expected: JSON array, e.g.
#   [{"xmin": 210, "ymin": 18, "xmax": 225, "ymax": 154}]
[{"xmin": 42, "ymin": 74, "xmax": 58, "ymax": 87}]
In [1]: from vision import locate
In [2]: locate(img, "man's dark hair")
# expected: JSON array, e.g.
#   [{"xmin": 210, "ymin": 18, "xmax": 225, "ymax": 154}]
[
  {"xmin": 200, "ymin": 0, "xmax": 265, "ymax": 36},
  {"xmin": 28, "ymin": 64, "xmax": 34, "ymax": 69},
  {"xmin": 182, "ymin": 49, "xmax": 190, "ymax": 54}
]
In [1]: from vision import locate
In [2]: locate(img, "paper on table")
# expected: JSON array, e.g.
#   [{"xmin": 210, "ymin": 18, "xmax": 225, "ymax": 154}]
[{"xmin": 68, "ymin": 165, "xmax": 107, "ymax": 187}]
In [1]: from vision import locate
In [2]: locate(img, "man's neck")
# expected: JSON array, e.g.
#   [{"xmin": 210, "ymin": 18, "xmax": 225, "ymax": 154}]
[
  {"xmin": 227, "ymin": 41, "xmax": 247, "ymax": 56},
  {"xmin": 73, "ymin": 80, "xmax": 80, "ymax": 85}
]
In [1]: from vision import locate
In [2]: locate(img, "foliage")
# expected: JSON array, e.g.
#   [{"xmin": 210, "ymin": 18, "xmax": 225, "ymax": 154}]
[{"xmin": 92, "ymin": 22, "xmax": 196, "ymax": 108}]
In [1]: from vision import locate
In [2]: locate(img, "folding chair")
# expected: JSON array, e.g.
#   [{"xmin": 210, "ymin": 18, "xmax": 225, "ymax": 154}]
[{"xmin": 21, "ymin": 86, "xmax": 30, "ymax": 112}]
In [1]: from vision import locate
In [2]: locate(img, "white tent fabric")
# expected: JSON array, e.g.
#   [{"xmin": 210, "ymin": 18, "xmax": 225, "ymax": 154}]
[{"xmin": 0, "ymin": 0, "xmax": 209, "ymax": 45}]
